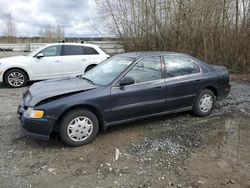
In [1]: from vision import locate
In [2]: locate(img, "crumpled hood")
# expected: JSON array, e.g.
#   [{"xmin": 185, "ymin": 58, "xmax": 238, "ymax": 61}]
[
  {"xmin": 24, "ymin": 77, "xmax": 98, "ymax": 106},
  {"xmin": 0, "ymin": 55, "xmax": 28, "ymax": 64}
]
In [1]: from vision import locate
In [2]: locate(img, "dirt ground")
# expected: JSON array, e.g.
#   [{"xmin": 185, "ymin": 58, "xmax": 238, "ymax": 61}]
[{"xmin": 0, "ymin": 52, "xmax": 250, "ymax": 188}]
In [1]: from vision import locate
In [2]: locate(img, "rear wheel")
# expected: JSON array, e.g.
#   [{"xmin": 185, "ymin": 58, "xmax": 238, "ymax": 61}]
[
  {"xmin": 59, "ymin": 109, "xmax": 99, "ymax": 146},
  {"xmin": 192, "ymin": 89, "xmax": 216, "ymax": 116},
  {"xmin": 4, "ymin": 69, "xmax": 28, "ymax": 88}
]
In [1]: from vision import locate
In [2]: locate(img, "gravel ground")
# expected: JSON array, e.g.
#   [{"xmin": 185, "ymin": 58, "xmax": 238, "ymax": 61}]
[{"xmin": 0, "ymin": 52, "xmax": 250, "ymax": 187}]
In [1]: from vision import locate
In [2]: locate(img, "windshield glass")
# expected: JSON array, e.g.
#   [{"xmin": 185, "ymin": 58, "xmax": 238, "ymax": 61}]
[{"xmin": 83, "ymin": 56, "xmax": 135, "ymax": 86}]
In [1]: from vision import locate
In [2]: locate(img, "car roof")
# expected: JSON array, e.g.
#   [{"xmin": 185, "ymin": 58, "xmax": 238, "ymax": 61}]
[
  {"xmin": 116, "ymin": 51, "xmax": 189, "ymax": 60},
  {"xmin": 45, "ymin": 42, "xmax": 100, "ymax": 48}
]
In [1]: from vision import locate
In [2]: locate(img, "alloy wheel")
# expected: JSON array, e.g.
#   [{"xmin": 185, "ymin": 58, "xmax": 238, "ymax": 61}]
[{"xmin": 7, "ymin": 72, "xmax": 25, "ymax": 87}]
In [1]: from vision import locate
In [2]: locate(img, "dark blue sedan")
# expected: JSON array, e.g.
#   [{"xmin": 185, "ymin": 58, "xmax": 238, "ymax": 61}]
[{"xmin": 18, "ymin": 52, "xmax": 231, "ymax": 146}]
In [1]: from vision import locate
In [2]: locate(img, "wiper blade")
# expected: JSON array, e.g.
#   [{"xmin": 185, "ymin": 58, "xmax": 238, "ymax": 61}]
[
  {"xmin": 76, "ymin": 74, "xmax": 84, "ymax": 78},
  {"xmin": 81, "ymin": 77, "xmax": 95, "ymax": 85}
]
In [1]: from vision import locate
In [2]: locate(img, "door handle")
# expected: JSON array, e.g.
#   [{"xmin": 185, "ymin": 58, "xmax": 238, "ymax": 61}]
[
  {"xmin": 81, "ymin": 59, "xmax": 87, "ymax": 61},
  {"xmin": 54, "ymin": 60, "xmax": 60, "ymax": 63},
  {"xmin": 194, "ymin": 79, "xmax": 201, "ymax": 82}
]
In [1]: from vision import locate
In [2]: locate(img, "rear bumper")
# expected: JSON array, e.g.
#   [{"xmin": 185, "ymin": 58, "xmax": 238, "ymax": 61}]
[
  {"xmin": 217, "ymin": 84, "xmax": 231, "ymax": 100},
  {"xmin": 18, "ymin": 105, "xmax": 54, "ymax": 140}
]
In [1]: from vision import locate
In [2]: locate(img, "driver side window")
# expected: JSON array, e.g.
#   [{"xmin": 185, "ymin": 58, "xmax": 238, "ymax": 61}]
[
  {"xmin": 40, "ymin": 46, "xmax": 61, "ymax": 57},
  {"xmin": 125, "ymin": 56, "xmax": 162, "ymax": 84}
]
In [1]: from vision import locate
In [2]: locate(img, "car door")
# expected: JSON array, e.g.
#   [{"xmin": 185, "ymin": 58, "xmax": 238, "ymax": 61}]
[
  {"xmin": 31, "ymin": 45, "xmax": 63, "ymax": 80},
  {"xmin": 62, "ymin": 45, "xmax": 91, "ymax": 77},
  {"xmin": 108, "ymin": 56, "xmax": 166, "ymax": 123},
  {"xmin": 163, "ymin": 55, "xmax": 203, "ymax": 111}
]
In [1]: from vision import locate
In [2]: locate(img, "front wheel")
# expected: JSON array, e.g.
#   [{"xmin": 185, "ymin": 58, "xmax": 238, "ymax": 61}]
[
  {"xmin": 4, "ymin": 69, "xmax": 28, "ymax": 88},
  {"xmin": 192, "ymin": 89, "xmax": 216, "ymax": 117},
  {"xmin": 59, "ymin": 109, "xmax": 99, "ymax": 146}
]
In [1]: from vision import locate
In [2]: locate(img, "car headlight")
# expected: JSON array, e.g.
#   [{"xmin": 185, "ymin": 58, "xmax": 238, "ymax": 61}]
[{"xmin": 27, "ymin": 107, "xmax": 44, "ymax": 119}]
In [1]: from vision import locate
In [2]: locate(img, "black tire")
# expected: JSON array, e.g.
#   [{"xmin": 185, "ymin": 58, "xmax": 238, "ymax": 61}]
[
  {"xmin": 59, "ymin": 109, "xmax": 99, "ymax": 146},
  {"xmin": 85, "ymin": 65, "xmax": 96, "ymax": 72},
  {"xmin": 4, "ymin": 69, "xmax": 28, "ymax": 88},
  {"xmin": 192, "ymin": 89, "xmax": 216, "ymax": 117}
]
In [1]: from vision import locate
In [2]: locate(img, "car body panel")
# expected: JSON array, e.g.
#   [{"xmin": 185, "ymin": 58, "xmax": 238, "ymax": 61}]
[
  {"xmin": 62, "ymin": 54, "xmax": 91, "ymax": 77},
  {"xmin": 30, "ymin": 55, "xmax": 63, "ymax": 80},
  {"xmin": 164, "ymin": 73, "xmax": 203, "ymax": 110},
  {"xmin": 108, "ymin": 79, "xmax": 166, "ymax": 123},
  {"xmin": 23, "ymin": 77, "xmax": 98, "ymax": 107}
]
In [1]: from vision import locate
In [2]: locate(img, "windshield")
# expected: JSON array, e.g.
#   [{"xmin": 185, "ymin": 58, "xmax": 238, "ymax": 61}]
[{"xmin": 83, "ymin": 56, "xmax": 135, "ymax": 86}]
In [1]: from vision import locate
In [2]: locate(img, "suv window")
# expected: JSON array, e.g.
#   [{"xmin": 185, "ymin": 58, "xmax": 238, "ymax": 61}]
[
  {"xmin": 83, "ymin": 47, "xmax": 99, "ymax": 54},
  {"xmin": 164, "ymin": 56, "xmax": 200, "ymax": 77},
  {"xmin": 125, "ymin": 56, "xmax": 162, "ymax": 84},
  {"xmin": 63, "ymin": 45, "xmax": 83, "ymax": 56},
  {"xmin": 40, "ymin": 46, "xmax": 61, "ymax": 57}
]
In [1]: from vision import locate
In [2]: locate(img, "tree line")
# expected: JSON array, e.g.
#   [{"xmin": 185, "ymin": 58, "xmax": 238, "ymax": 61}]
[
  {"xmin": 1, "ymin": 13, "xmax": 65, "ymax": 43},
  {"xmin": 96, "ymin": 0, "xmax": 250, "ymax": 73}
]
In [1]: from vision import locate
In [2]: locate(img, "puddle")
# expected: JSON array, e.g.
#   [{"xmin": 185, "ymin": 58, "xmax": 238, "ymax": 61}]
[
  {"xmin": 182, "ymin": 117, "xmax": 250, "ymax": 187},
  {"xmin": 221, "ymin": 118, "xmax": 250, "ymax": 164},
  {"xmin": 222, "ymin": 119, "xmax": 241, "ymax": 163}
]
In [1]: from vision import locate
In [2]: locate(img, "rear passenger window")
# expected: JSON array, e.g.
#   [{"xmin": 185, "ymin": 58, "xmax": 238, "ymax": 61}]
[
  {"xmin": 63, "ymin": 45, "xmax": 83, "ymax": 56},
  {"xmin": 83, "ymin": 47, "xmax": 99, "ymax": 55},
  {"xmin": 164, "ymin": 56, "xmax": 200, "ymax": 77}
]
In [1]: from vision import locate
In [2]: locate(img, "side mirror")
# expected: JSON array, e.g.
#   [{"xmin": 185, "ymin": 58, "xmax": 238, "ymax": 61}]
[
  {"xmin": 36, "ymin": 53, "xmax": 44, "ymax": 59},
  {"xmin": 119, "ymin": 77, "xmax": 135, "ymax": 87}
]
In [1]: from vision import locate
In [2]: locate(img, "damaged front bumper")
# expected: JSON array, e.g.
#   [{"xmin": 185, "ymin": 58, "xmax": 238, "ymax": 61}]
[{"xmin": 17, "ymin": 105, "xmax": 54, "ymax": 140}]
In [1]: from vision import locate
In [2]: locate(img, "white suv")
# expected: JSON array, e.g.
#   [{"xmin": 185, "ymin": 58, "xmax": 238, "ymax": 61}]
[{"xmin": 0, "ymin": 43, "xmax": 109, "ymax": 87}]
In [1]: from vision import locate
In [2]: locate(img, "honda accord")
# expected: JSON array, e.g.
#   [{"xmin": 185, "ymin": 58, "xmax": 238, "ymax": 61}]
[{"xmin": 18, "ymin": 52, "xmax": 231, "ymax": 146}]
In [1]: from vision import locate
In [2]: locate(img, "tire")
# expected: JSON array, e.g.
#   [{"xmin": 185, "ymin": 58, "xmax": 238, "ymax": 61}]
[
  {"xmin": 4, "ymin": 69, "xmax": 28, "ymax": 88},
  {"xmin": 192, "ymin": 89, "xmax": 216, "ymax": 117},
  {"xmin": 59, "ymin": 109, "xmax": 99, "ymax": 146},
  {"xmin": 85, "ymin": 65, "xmax": 96, "ymax": 72}
]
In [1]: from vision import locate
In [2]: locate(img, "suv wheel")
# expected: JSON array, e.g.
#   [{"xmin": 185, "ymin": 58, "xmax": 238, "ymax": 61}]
[
  {"xmin": 59, "ymin": 109, "xmax": 99, "ymax": 146},
  {"xmin": 4, "ymin": 69, "xmax": 28, "ymax": 88},
  {"xmin": 192, "ymin": 89, "xmax": 216, "ymax": 116}
]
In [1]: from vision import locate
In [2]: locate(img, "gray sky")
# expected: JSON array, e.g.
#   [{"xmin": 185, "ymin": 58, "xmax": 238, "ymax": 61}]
[{"xmin": 0, "ymin": 0, "xmax": 107, "ymax": 37}]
